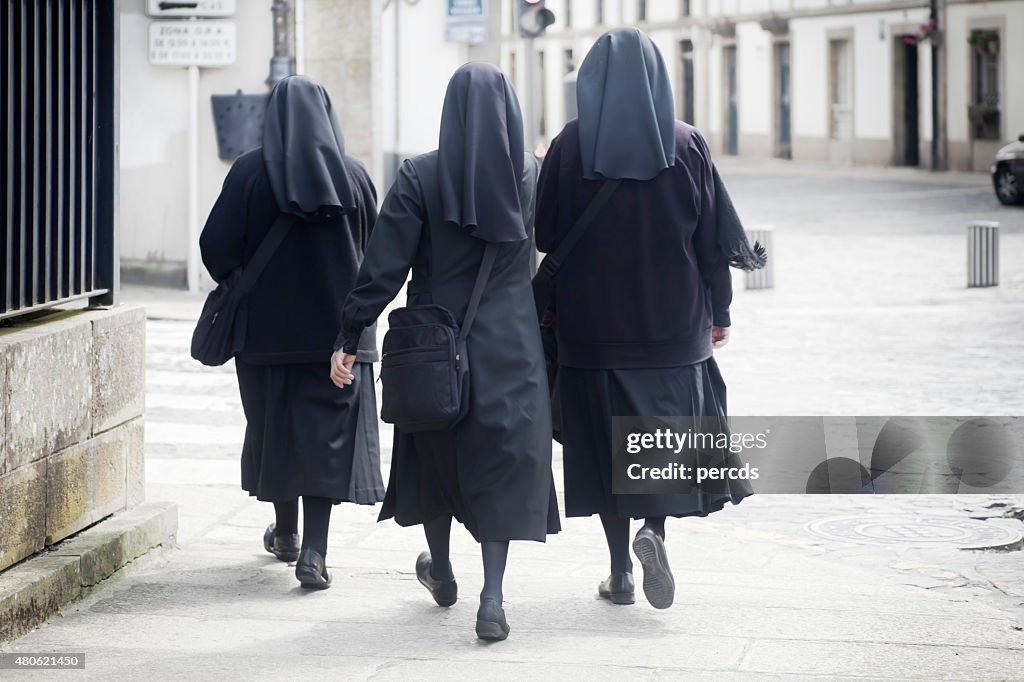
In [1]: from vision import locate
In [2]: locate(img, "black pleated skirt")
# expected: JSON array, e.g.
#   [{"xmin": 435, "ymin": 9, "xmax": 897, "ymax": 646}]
[
  {"xmin": 558, "ymin": 357, "xmax": 751, "ymax": 519},
  {"xmin": 235, "ymin": 360, "xmax": 385, "ymax": 505},
  {"xmin": 379, "ymin": 429, "xmax": 562, "ymax": 543}
]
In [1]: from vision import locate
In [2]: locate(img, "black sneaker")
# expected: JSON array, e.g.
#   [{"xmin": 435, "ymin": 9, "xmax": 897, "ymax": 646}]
[
  {"xmin": 632, "ymin": 527, "xmax": 675, "ymax": 609},
  {"xmin": 415, "ymin": 551, "xmax": 458, "ymax": 607},
  {"xmin": 263, "ymin": 523, "xmax": 300, "ymax": 563},
  {"xmin": 475, "ymin": 598, "xmax": 510, "ymax": 641}
]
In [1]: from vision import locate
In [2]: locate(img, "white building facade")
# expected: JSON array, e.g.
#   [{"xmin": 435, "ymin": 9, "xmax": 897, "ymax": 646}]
[
  {"xmin": 117, "ymin": 0, "xmax": 1023, "ymax": 284},
  {"xmin": 473, "ymin": 0, "xmax": 1023, "ymax": 172}
]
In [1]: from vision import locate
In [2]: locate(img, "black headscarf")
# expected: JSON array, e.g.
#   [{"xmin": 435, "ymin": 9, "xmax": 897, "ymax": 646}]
[
  {"xmin": 262, "ymin": 75, "xmax": 357, "ymax": 221},
  {"xmin": 576, "ymin": 28, "xmax": 676, "ymax": 181},
  {"xmin": 438, "ymin": 63, "xmax": 527, "ymax": 243}
]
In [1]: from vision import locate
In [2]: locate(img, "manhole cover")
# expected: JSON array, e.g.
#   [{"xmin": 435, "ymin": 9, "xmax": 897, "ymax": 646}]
[{"xmin": 805, "ymin": 515, "xmax": 1023, "ymax": 550}]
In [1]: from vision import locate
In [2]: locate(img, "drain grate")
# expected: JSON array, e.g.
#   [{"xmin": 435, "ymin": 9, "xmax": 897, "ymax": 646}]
[{"xmin": 805, "ymin": 515, "xmax": 1023, "ymax": 551}]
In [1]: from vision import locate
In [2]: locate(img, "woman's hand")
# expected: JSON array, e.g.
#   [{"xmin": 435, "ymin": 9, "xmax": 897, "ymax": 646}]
[
  {"xmin": 330, "ymin": 350, "xmax": 357, "ymax": 388},
  {"xmin": 711, "ymin": 326, "xmax": 730, "ymax": 349}
]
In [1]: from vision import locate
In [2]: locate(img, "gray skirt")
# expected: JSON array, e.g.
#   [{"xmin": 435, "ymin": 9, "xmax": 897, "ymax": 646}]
[
  {"xmin": 235, "ymin": 360, "xmax": 384, "ymax": 504},
  {"xmin": 558, "ymin": 357, "xmax": 751, "ymax": 519}
]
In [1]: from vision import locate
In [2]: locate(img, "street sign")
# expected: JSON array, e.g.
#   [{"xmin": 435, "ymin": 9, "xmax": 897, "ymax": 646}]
[
  {"xmin": 448, "ymin": 0, "xmax": 484, "ymax": 16},
  {"xmin": 445, "ymin": 0, "xmax": 487, "ymax": 44},
  {"xmin": 149, "ymin": 21, "xmax": 236, "ymax": 67},
  {"xmin": 445, "ymin": 20, "xmax": 487, "ymax": 44},
  {"xmin": 146, "ymin": 0, "xmax": 235, "ymax": 17}
]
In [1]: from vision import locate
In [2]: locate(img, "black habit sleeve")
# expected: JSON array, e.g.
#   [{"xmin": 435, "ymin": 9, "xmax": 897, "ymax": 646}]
[
  {"xmin": 689, "ymin": 131, "xmax": 733, "ymax": 328},
  {"xmin": 350, "ymin": 159, "xmax": 382, "ymax": 362},
  {"xmin": 533, "ymin": 132, "xmax": 562, "ymax": 254},
  {"xmin": 334, "ymin": 159, "xmax": 425, "ymax": 355},
  {"xmin": 199, "ymin": 158, "xmax": 253, "ymax": 283}
]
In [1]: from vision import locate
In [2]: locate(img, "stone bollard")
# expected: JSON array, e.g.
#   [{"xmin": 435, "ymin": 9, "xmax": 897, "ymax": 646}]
[
  {"xmin": 744, "ymin": 226, "xmax": 774, "ymax": 290},
  {"xmin": 967, "ymin": 221, "xmax": 999, "ymax": 288}
]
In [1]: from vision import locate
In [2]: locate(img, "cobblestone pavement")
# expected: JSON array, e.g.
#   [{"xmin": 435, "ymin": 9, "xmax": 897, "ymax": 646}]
[{"xmin": 3, "ymin": 164, "xmax": 1024, "ymax": 680}]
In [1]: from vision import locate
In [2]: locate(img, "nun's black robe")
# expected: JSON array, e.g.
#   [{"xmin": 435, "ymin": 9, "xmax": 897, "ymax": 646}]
[
  {"xmin": 200, "ymin": 148, "xmax": 384, "ymax": 506},
  {"xmin": 536, "ymin": 124, "xmax": 752, "ymax": 521},
  {"xmin": 338, "ymin": 152, "xmax": 561, "ymax": 543}
]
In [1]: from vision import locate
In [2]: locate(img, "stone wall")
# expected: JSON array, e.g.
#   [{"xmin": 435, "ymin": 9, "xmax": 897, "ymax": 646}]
[
  {"xmin": 0, "ymin": 305, "xmax": 146, "ymax": 573},
  {"xmin": 303, "ymin": 0, "xmax": 382, "ymax": 188}
]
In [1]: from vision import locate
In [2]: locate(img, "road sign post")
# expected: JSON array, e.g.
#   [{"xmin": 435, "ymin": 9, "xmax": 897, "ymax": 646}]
[{"xmin": 148, "ymin": 7, "xmax": 236, "ymax": 293}]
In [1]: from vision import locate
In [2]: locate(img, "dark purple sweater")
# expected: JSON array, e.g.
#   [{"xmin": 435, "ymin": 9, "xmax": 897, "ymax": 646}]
[{"xmin": 535, "ymin": 120, "xmax": 731, "ymax": 369}]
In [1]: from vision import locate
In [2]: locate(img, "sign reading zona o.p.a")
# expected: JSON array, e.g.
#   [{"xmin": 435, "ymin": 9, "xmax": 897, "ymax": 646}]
[{"xmin": 149, "ymin": 21, "xmax": 236, "ymax": 67}]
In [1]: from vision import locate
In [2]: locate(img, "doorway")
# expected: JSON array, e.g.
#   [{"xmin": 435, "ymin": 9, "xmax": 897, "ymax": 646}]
[
  {"xmin": 827, "ymin": 36, "xmax": 853, "ymax": 164},
  {"xmin": 678, "ymin": 39, "xmax": 694, "ymax": 124},
  {"xmin": 724, "ymin": 45, "xmax": 738, "ymax": 155},
  {"xmin": 893, "ymin": 38, "xmax": 920, "ymax": 166},
  {"xmin": 774, "ymin": 41, "xmax": 792, "ymax": 158}
]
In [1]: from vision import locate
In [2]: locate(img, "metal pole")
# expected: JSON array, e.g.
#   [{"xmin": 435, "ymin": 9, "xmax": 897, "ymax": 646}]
[
  {"xmin": 267, "ymin": 0, "xmax": 294, "ymax": 87},
  {"xmin": 394, "ymin": 0, "xmax": 401, "ymax": 170},
  {"xmin": 524, "ymin": 36, "xmax": 537, "ymax": 153},
  {"xmin": 186, "ymin": 64, "xmax": 200, "ymax": 293},
  {"xmin": 294, "ymin": 0, "xmax": 305, "ymax": 74},
  {"xmin": 930, "ymin": 0, "xmax": 940, "ymax": 171}
]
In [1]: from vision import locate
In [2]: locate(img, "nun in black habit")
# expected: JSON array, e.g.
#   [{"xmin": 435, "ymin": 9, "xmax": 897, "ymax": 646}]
[
  {"xmin": 331, "ymin": 63, "xmax": 559, "ymax": 641},
  {"xmin": 200, "ymin": 75, "xmax": 384, "ymax": 591},
  {"xmin": 535, "ymin": 28, "xmax": 754, "ymax": 611}
]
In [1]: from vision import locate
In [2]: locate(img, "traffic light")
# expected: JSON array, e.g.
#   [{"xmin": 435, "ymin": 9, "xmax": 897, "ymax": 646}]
[{"xmin": 518, "ymin": 0, "xmax": 555, "ymax": 38}]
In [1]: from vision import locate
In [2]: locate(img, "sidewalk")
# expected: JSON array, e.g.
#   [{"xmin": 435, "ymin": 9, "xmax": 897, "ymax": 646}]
[{"xmin": 3, "ymin": 165, "xmax": 1024, "ymax": 679}]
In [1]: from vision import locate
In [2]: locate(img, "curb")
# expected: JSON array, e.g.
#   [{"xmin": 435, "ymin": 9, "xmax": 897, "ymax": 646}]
[{"xmin": 0, "ymin": 501, "xmax": 177, "ymax": 642}]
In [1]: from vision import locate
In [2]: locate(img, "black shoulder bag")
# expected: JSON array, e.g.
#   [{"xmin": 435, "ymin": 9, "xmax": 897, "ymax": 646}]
[
  {"xmin": 378, "ymin": 242, "xmax": 499, "ymax": 433},
  {"xmin": 532, "ymin": 180, "xmax": 621, "ymax": 387},
  {"xmin": 190, "ymin": 213, "xmax": 294, "ymax": 367}
]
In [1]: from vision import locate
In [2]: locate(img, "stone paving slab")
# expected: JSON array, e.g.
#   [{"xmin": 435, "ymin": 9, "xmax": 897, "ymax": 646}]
[{"xmin": 738, "ymin": 638, "xmax": 1024, "ymax": 680}]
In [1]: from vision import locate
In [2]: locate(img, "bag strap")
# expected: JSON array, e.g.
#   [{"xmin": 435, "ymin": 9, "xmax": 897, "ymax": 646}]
[
  {"xmin": 535, "ymin": 179, "xmax": 621, "ymax": 279},
  {"xmin": 233, "ymin": 213, "xmax": 295, "ymax": 298},
  {"xmin": 458, "ymin": 241, "xmax": 499, "ymax": 343}
]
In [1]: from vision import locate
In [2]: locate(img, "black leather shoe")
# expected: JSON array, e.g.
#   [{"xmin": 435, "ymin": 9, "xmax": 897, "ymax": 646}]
[
  {"xmin": 263, "ymin": 523, "xmax": 300, "ymax": 563},
  {"xmin": 475, "ymin": 598, "xmax": 510, "ymax": 641},
  {"xmin": 415, "ymin": 551, "xmax": 457, "ymax": 607},
  {"xmin": 598, "ymin": 572, "xmax": 636, "ymax": 605},
  {"xmin": 632, "ymin": 527, "xmax": 675, "ymax": 609},
  {"xmin": 295, "ymin": 549, "xmax": 332, "ymax": 590}
]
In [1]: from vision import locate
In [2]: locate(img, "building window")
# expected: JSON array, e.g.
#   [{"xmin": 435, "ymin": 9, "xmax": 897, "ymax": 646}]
[
  {"xmin": 595, "ymin": 0, "xmax": 604, "ymax": 25},
  {"xmin": 678, "ymin": 39, "xmax": 694, "ymax": 124},
  {"xmin": 828, "ymin": 38, "xmax": 853, "ymax": 140},
  {"xmin": 564, "ymin": 48, "xmax": 575, "ymax": 74},
  {"xmin": 680, "ymin": 0, "xmax": 691, "ymax": 17},
  {"xmin": 637, "ymin": 0, "xmax": 647, "ymax": 22},
  {"xmin": 564, "ymin": 0, "xmax": 572, "ymax": 29},
  {"xmin": 509, "ymin": 49, "xmax": 518, "ymax": 90},
  {"xmin": 969, "ymin": 30, "xmax": 1001, "ymax": 140}
]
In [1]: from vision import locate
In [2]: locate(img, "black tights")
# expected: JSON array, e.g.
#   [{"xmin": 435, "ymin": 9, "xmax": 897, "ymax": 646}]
[
  {"xmin": 273, "ymin": 497, "xmax": 333, "ymax": 558},
  {"xmin": 599, "ymin": 513, "xmax": 667, "ymax": 575},
  {"xmin": 422, "ymin": 514, "xmax": 509, "ymax": 602},
  {"xmin": 273, "ymin": 501, "xmax": 299, "ymax": 536}
]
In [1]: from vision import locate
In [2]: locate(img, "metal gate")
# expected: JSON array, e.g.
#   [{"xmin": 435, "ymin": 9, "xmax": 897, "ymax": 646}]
[{"xmin": 1, "ymin": 0, "xmax": 117, "ymax": 321}]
